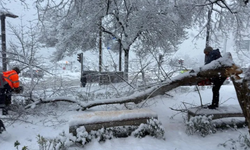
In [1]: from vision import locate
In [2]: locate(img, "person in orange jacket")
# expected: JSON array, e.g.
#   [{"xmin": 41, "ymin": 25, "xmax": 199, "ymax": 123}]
[
  {"xmin": 1, "ymin": 67, "xmax": 22, "ymax": 115},
  {"xmin": 3, "ymin": 67, "xmax": 21, "ymax": 93}
]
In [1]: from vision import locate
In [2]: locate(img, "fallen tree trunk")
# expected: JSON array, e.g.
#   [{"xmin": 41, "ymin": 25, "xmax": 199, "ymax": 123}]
[
  {"xmin": 80, "ymin": 53, "xmax": 234, "ymax": 110},
  {"xmin": 26, "ymin": 53, "xmax": 237, "ymax": 112},
  {"xmin": 231, "ymin": 70, "xmax": 250, "ymax": 134},
  {"xmin": 80, "ymin": 68, "xmax": 229, "ymax": 110}
]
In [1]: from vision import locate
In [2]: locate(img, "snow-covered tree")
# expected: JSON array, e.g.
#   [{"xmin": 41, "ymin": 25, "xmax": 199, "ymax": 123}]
[
  {"xmin": 35, "ymin": 0, "xmax": 109, "ymax": 61},
  {"xmin": 8, "ymin": 21, "xmax": 45, "ymax": 104},
  {"xmin": 101, "ymin": 0, "xmax": 195, "ymax": 79},
  {"xmin": 35, "ymin": 0, "xmax": 195, "ymax": 79},
  {"xmin": 187, "ymin": 0, "xmax": 250, "ymax": 47}
]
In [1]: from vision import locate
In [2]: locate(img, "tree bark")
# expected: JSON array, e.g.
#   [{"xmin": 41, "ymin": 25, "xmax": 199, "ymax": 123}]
[
  {"xmin": 231, "ymin": 77, "xmax": 250, "ymax": 134},
  {"xmin": 118, "ymin": 38, "xmax": 122, "ymax": 71},
  {"xmin": 99, "ymin": 17, "xmax": 103, "ymax": 72},
  {"xmin": 124, "ymin": 49, "xmax": 129, "ymax": 80},
  {"xmin": 205, "ymin": 8, "xmax": 212, "ymax": 47}
]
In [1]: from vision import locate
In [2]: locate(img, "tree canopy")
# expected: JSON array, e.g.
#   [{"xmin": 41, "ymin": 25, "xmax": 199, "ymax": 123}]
[{"xmin": 35, "ymin": 0, "xmax": 196, "ymax": 75}]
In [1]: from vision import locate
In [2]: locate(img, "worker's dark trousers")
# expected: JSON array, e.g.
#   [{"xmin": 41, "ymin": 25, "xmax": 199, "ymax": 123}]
[
  {"xmin": 0, "ymin": 89, "xmax": 7, "ymax": 115},
  {"xmin": 211, "ymin": 77, "xmax": 227, "ymax": 107},
  {"xmin": 0, "ymin": 119, "xmax": 6, "ymax": 133}
]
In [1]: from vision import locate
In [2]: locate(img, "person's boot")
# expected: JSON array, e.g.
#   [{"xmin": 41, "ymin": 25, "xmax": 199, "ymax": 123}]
[
  {"xmin": 207, "ymin": 105, "xmax": 217, "ymax": 109},
  {"xmin": 0, "ymin": 119, "xmax": 6, "ymax": 133},
  {"xmin": 2, "ymin": 107, "xmax": 8, "ymax": 115}
]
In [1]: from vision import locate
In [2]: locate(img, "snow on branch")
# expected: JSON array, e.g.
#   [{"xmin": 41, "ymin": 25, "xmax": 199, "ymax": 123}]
[
  {"xmin": 25, "ymin": 97, "xmax": 83, "ymax": 109},
  {"xmin": 79, "ymin": 53, "xmax": 235, "ymax": 110},
  {"xmin": 24, "ymin": 53, "xmax": 237, "ymax": 111}
]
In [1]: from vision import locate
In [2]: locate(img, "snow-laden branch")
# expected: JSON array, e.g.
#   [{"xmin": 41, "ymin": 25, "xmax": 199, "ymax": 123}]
[
  {"xmin": 25, "ymin": 53, "xmax": 237, "ymax": 111},
  {"xmin": 79, "ymin": 53, "xmax": 235, "ymax": 110},
  {"xmin": 25, "ymin": 97, "xmax": 83, "ymax": 109}
]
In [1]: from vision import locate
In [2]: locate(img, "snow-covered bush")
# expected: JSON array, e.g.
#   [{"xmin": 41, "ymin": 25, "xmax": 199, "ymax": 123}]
[
  {"xmin": 219, "ymin": 134, "xmax": 250, "ymax": 150},
  {"xmin": 72, "ymin": 126, "xmax": 115, "ymax": 144},
  {"xmin": 132, "ymin": 118, "xmax": 165, "ymax": 139},
  {"xmin": 36, "ymin": 132, "xmax": 73, "ymax": 150},
  {"xmin": 36, "ymin": 118, "xmax": 165, "ymax": 149},
  {"xmin": 73, "ymin": 118, "xmax": 165, "ymax": 144},
  {"xmin": 185, "ymin": 115, "xmax": 216, "ymax": 137}
]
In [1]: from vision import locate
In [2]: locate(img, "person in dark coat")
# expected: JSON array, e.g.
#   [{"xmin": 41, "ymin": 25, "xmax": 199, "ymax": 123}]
[
  {"xmin": 80, "ymin": 73, "xmax": 87, "ymax": 87},
  {"xmin": 204, "ymin": 46, "xmax": 227, "ymax": 109}
]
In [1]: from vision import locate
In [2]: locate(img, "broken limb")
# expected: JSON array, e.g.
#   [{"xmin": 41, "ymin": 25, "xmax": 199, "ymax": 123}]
[
  {"xmin": 80, "ymin": 53, "xmax": 235, "ymax": 110},
  {"xmin": 25, "ymin": 53, "xmax": 238, "ymax": 112}
]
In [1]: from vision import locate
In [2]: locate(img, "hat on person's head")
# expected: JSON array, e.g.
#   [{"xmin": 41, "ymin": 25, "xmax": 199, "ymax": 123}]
[
  {"xmin": 204, "ymin": 46, "xmax": 213, "ymax": 53},
  {"xmin": 12, "ymin": 67, "xmax": 20, "ymax": 74}
]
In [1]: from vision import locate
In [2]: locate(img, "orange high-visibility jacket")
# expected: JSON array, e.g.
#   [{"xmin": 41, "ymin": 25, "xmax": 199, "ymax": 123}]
[{"xmin": 3, "ymin": 70, "xmax": 19, "ymax": 89}]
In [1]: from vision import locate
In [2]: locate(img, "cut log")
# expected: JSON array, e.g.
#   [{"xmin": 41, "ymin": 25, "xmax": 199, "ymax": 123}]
[
  {"xmin": 187, "ymin": 105, "xmax": 244, "ymax": 120},
  {"xmin": 69, "ymin": 109, "xmax": 158, "ymax": 136},
  {"xmin": 212, "ymin": 117, "xmax": 246, "ymax": 129}
]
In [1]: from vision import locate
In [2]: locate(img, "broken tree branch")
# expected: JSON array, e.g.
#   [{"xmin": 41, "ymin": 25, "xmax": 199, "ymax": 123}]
[{"xmin": 80, "ymin": 53, "xmax": 234, "ymax": 110}]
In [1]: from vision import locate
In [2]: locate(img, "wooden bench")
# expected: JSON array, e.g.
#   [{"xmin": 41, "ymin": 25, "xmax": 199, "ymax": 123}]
[
  {"xmin": 69, "ymin": 109, "xmax": 158, "ymax": 136},
  {"xmin": 187, "ymin": 105, "xmax": 244, "ymax": 120}
]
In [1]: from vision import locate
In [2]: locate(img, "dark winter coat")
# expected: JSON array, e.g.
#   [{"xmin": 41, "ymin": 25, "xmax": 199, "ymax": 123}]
[
  {"xmin": 204, "ymin": 49, "xmax": 225, "ymax": 84},
  {"xmin": 204, "ymin": 49, "xmax": 222, "ymax": 65}
]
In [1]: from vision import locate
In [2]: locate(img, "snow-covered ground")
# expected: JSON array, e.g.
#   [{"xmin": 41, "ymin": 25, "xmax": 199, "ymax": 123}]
[
  {"xmin": 0, "ymin": 2, "xmax": 249, "ymax": 150},
  {"xmin": 0, "ymin": 73, "xmax": 247, "ymax": 150}
]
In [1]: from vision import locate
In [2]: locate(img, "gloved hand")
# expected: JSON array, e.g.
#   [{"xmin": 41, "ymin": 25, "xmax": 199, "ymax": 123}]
[
  {"xmin": 189, "ymin": 70, "xmax": 195, "ymax": 73},
  {"xmin": 13, "ymin": 88, "xmax": 20, "ymax": 93},
  {"xmin": 197, "ymin": 72, "xmax": 201, "ymax": 77},
  {"xmin": 13, "ymin": 86, "xmax": 23, "ymax": 94}
]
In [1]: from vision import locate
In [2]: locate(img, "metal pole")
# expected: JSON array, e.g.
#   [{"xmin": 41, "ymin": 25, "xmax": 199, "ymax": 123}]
[
  {"xmin": 1, "ymin": 15, "xmax": 7, "ymax": 71},
  {"xmin": 119, "ymin": 39, "xmax": 122, "ymax": 71},
  {"xmin": 99, "ymin": 18, "xmax": 102, "ymax": 72},
  {"xmin": 81, "ymin": 53, "xmax": 83, "ymax": 76}
]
